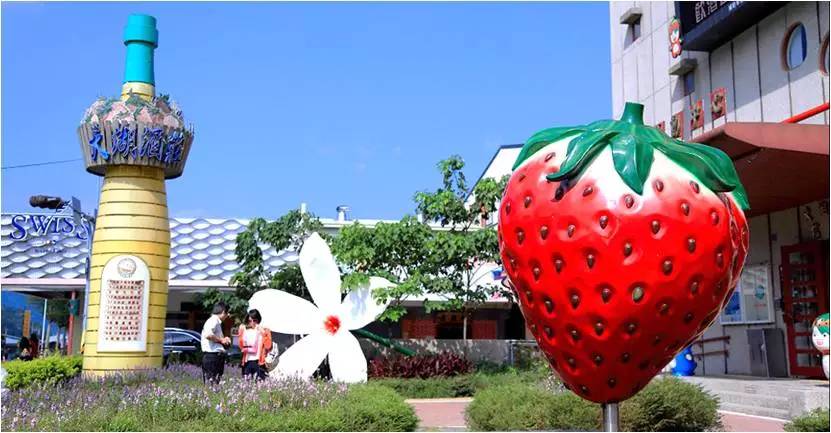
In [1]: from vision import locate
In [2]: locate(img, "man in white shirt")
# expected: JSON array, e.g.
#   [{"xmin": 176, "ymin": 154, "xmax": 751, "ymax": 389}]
[{"xmin": 201, "ymin": 302, "xmax": 231, "ymax": 383}]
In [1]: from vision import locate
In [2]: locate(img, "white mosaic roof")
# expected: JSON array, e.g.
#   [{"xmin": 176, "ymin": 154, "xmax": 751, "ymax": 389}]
[{"xmin": 1, "ymin": 214, "xmax": 298, "ymax": 281}]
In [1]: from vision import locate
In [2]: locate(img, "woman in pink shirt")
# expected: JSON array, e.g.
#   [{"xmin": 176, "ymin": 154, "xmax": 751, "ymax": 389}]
[{"xmin": 237, "ymin": 309, "xmax": 272, "ymax": 380}]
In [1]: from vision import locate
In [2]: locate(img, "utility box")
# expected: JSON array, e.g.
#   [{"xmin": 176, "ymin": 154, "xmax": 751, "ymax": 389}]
[{"xmin": 747, "ymin": 328, "xmax": 788, "ymax": 377}]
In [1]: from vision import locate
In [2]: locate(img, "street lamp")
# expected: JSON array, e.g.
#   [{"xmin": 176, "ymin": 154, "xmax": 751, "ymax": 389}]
[{"xmin": 29, "ymin": 195, "xmax": 96, "ymax": 355}]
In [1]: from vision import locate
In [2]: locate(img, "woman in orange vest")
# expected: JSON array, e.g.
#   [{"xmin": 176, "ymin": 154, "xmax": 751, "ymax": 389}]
[{"xmin": 237, "ymin": 309, "xmax": 272, "ymax": 380}]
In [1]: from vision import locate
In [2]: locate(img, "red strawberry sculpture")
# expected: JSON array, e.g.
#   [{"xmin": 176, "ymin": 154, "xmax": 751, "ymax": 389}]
[{"xmin": 498, "ymin": 102, "xmax": 749, "ymax": 404}]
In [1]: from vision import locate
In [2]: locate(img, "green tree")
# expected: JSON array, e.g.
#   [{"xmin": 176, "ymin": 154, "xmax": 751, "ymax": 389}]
[
  {"xmin": 332, "ymin": 216, "xmax": 433, "ymax": 322},
  {"xmin": 413, "ymin": 155, "xmax": 511, "ymax": 339},
  {"xmin": 217, "ymin": 209, "xmax": 327, "ymax": 322},
  {"xmin": 333, "ymin": 155, "xmax": 511, "ymax": 338}
]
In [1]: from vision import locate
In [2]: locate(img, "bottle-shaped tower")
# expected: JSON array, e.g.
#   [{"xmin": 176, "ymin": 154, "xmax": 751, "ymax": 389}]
[{"xmin": 77, "ymin": 14, "xmax": 193, "ymax": 373}]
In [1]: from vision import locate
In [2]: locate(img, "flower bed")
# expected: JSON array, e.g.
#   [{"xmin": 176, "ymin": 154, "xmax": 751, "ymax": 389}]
[{"xmin": 1, "ymin": 364, "xmax": 417, "ymax": 432}]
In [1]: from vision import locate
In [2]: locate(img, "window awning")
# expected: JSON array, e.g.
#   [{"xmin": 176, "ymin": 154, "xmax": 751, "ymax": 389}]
[{"xmin": 691, "ymin": 122, "xmax": 829, "ymax": 217}]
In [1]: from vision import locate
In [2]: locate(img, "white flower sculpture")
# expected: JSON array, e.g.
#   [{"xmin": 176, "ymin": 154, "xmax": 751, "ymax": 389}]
[{"xmin": 248, "ymin": 233, "xmax": 393, "ymax": 383}]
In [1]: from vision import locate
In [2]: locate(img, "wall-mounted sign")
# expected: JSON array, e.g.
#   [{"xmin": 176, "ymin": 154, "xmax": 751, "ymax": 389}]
[
  {"xmin": 671, "ymin": 111, "xmax": 684, "ymax": 138},
  {"xmin": 669, "ymin": 18, "xmax": 683, "ymax": 58},
  {"xmin": 7, "ymin": 213, "xmax": 90, "ymax": 241},
  {"xmin": 679, "ymin": 1, "xmax": 731, "ymax": 30},
  {"xmin": 675, "ymin": 2, "xmax": 786, "ymax": 52},
  {"xmin": 690, "ymin": 100, "xmax": 705, "ymax": 130},
  {"xmin": 77, "ymin": 122, "xmax": 193, "ymax": 180},
  {"xmin": 97, "ymin": 255, "xmax": 150, "ymax": 352},
  {"xmin": 711, "ymin": 88, "xmax": 727, "ymax": 120}
]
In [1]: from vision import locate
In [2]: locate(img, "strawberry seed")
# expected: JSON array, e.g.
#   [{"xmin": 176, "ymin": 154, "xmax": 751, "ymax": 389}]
[
  {"xmin": 690, "ymin": 181, "xmax": 700, "ymax": 193},
  {"xmin": 601, "ymin": 287, "xmax": 612, "ymax": 303},
  {"xmin": 632, "ymin": 286, "xmax": 644, "ymax": 303},
  {"xmin": 570, "ymin": 293, "xmax": 580, "ymax": 308},
  {"xmin": 662, "ymin": 259, "xmax": 673, "ymax": 275},
  {"xmin": 607, "ymin": 378, "xmax": 617, "ymax": 388},
  {"xmin": 543, "ymin": 299, "xmax": 554, "ymax": 313},
  {"xmin": 687, "ymin": 238, "xmax": 697, "ymax": 253},
  {"xmin": 681, "ymin": 202, "xmax": 690, "ymax": 216},
  {"xmin": 651, "ymin": 220, "xmax": 661, "ymax": 234},
  {"xmin": 544, "ymin": 152, "xmax": 555, "ymax": 162},
  {"xmin": 623, "ymin": 242, "xmax": 633, "ymax": 257},
  {"xmin": 586, "ymin": 253, "xmax": 596, "ymax": 269},
  {"xmin": 567, "ymin": 224, "xmax": 576, "ymax": 237},
  {"xmin": 621, "ymin": 353, "xmax": 631, "ymax": 363},
  {"xmin": 540, "ymin": 225, "xmax": 549, "ymax": 240},
  {"xmin": 624, "ymin": 194, "xmax": 634, "ymax": 208},
  {"xmin": 524, "ymin": 196, "xmax": 532, "ymax": 208},
  {"xmin": 654, "ymin": 179, "xmax": 664, "ymax": 192},
  {"xmin": 595, "ymin": 321, "xmax": 605, "ymax": 335},
  {"xmin": 583, "ymin": 186, "xmax": 593, "ymax": 196}
]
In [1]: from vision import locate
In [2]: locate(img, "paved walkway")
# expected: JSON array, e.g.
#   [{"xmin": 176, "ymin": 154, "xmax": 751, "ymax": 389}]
[{"xmin": 406, "ymin": 398, "xmax": 787, "ymax": 432}]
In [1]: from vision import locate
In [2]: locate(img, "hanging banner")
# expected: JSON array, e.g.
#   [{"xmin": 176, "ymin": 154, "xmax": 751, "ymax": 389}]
[
  {"xmin": 22, "ymin": 310, "xmax": 31, "ymax": 338},
  {"xmin": 97, "ymin": 255, "xmax": 150, "ymax": 352}
]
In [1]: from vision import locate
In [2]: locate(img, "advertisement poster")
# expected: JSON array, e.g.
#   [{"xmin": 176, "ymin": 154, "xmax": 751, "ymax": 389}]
[
  {"xmin": 711, "ymin": 88, "xmax": 727, "ymax": 120},
  {"xmin": 690, "ymin": 99, "xmax": 704, "ymax": 130},
  {"xmin": 97, "ymin": 255, "xmax": 150, "ymax": 352},
  {"xmin": 671, "ymin": 111, "xmax": 684, "ymax": 138},
  {"xmin": 721, "ymin": 290, "xmax": 742, "ymax": 323},
  {"xmin": 741, "ymin": 264, "xmax": 772, "ymax": 322}
]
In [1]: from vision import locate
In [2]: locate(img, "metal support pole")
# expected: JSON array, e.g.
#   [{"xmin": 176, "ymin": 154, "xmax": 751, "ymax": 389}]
[
  {"xmin": 602, "ymin": 402, "xmax": 620, "ymax": 432},
  {"xmin": 40, "ymin": 298, "xmax": 48, "ymax": 355}
]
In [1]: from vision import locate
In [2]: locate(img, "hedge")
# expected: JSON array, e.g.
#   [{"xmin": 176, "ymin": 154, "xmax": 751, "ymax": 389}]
[
  {"xmin": 784, "ymin": 408, "xmax": 830, "ymax": 432},
  {"xmin": 466, "ymin": 376, "xmax": 721, "ymax": 432},
  {"xmin": 2, "ymin": 356, "xmax": 82, "ymax": 390}
]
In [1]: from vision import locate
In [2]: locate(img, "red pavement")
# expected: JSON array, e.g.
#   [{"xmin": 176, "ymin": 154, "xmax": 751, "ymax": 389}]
[{"xmin": 406, "ymin": 398, "xmax": 788, "ymax": 432}]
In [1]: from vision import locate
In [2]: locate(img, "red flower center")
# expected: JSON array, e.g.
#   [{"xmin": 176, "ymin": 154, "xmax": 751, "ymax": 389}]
[{"xmin": 323, "ymin": 315, "xmax": 341, "ymax": 335}]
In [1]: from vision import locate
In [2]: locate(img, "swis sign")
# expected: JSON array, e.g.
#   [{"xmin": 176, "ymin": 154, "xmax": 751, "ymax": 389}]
[{"xmin": 7, "ymin": 213, "xmax": 90, "ymax": 241}]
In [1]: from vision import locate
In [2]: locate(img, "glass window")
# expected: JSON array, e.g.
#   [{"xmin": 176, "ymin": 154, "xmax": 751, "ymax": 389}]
[
  {"xmin": 683, "ymin": 72, "xmax": 695, "ymax": 96},
  {"xmin": 170, "ymin": 332, "xmax": 197, "ymax": 346},
  {"xmin": 720, "ymin": 264, "xmax": 774, "ymax": 324},
  {"xmin": 785, "ymin": 23, "xmax": 807, "ymax": 70}
]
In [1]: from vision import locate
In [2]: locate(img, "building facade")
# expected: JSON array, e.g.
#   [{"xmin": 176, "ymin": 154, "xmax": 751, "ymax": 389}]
[
  {"xmin": 611, "ymin": 1, "xmax": 829, "ymax": 378},
  {"xmin": 1, "ymin": 207, "xmax": 521, "ymax": 357}
]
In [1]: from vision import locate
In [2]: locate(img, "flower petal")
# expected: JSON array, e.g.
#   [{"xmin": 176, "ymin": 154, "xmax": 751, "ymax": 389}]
[
  {"xmin": 299, "ymin": 233, "xmax": 342, "ymax": 314},
  {"xmin": 340, "ymin": 277, "xmax": 394, "ymax": 330},
  {"xmin": 329, "ymin": 331, "xmax": 368, "ymax": 383},
  {"xmin": 275, "ymin": 332, "xmax": 332, "ymax": 380},
  {"xmin": 248, "ymin": 289, "xmax": 322, "ymax": 335}
]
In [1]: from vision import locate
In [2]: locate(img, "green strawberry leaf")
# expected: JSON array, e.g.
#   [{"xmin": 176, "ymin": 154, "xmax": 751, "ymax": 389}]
[
  {"xmin": 610, "ymin": 133, "xmax": 654, "ymax": 195},
  {"xmin": 513, "ymin": 102, "xmax": 750, "ymax": 211},
  {"xmin": 547, "ymin": 130, "xmax": 618, "ymax": 182},
  {"xmin": 512, "ymin": 126, "xmax": 585, "ymax": 170}
]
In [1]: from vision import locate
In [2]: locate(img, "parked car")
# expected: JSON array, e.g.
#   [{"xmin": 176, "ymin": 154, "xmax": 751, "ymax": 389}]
[{"xmin": 163, "ymin": 327, "xmax": 241, "ymax": 366}]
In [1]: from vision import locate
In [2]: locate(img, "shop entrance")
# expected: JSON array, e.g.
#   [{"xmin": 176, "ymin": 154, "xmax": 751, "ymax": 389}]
[{"xmin": 781, "ymin": 241, "xmax": 829, "ymax": 378}]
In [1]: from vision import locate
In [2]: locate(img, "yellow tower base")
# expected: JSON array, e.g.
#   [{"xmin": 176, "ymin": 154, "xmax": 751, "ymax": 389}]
[{"xmin": 82, "ymin": 165, "xmax": 170, "ymax": 373}]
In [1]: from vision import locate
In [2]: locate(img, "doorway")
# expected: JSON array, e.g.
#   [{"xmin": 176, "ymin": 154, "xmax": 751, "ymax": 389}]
[{"xmin": 781, "ymin": 241, "xmax": 829, "ymax": 378}]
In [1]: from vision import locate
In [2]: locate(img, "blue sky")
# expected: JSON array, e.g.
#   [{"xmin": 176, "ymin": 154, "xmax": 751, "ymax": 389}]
[{"xmin": 2, "ymin": 1, "xmax": 611, "ymax": 221}]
